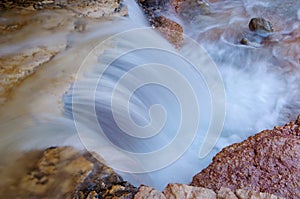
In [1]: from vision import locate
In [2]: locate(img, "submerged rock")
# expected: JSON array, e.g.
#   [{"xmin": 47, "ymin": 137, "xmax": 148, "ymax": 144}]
[
  {"xmin": 138, "ymin": 0, "xmax": 170, "ymax": 11},
  {"xmin": 191, "ymin": 115, "xmax": 300, "ymax": 199},
  {"xmin": 0, "ymin": 44, "xmax": 66, "ymax": 104},
  {"xmin": 174, "ymin": 0, "xmax": 211, "ymax": 16},
  {"xmin": 248, "ymin": 17, "xmax": 274, "ymax": 37},
  {"xmin": 241, "ymin": 17, "xmax": 274, "ymax": 46},
  {"xmin": 0, "ymin": 0, "xmax": 128, "ymax": 106}
]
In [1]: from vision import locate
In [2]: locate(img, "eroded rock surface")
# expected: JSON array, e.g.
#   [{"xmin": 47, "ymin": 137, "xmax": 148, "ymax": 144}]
[
  {"xmin": 134, "ymin": 185, "xmax": 166, "ymax": 199},
  {"xmin": 0, "ymin": 146, "xmax": 137, "ymax": 198},
  {"xmin": 137, "ymin": 0, "xmax": 183, "ymax": 48},
  {"xmin": 0, "ymin": 146, "xmax": 290, "ymax": 198},
  {"xmin": 191, "ymin": 115, "xmax": 300, "ymax": 199},
  {"xmin": 163, "ymin": 184, "xmax": 216, "ymax": 199},
  {"xmin": 1, "ymin": 0, "xmax": 128, "ymax": 18},
  {"xmin": 134, "ymin": 184, "xmax": 284, "ymax": 199},
  {"xmin": 0, "ymin": 44, "xmax": 66, "ymax": 104},
  {"xmin": 0, "ymin": 0, "xmax": 128, "ymax": 106},
  {"xmin": 151, "ymin": 16, "xmax": 183, "ymax": 48}
]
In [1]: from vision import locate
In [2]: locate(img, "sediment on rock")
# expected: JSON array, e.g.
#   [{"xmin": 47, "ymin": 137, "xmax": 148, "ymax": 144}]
[
  {"xmin": 191, "ymin": 115, "xmax": 300, "ymax": 199},
  {"xmin": 0, "ymin": 0, "xmax": 128, "ymax": 105},
  {"xmin": 0, "ymin": 0, "xmax": 128, "ymax": 18},
  {"xmin": 0, "ymin": 44, "xmax": 66, "ymax": 104},
  {"xmin": 0, "ymin": 146, "xmax": 137, "ymax": 199}
]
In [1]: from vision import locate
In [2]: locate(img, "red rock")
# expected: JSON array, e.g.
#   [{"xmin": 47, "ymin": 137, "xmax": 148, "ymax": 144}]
[
  {"xmin": 191, "ymin": 115, "xmax": 300, "ymax": 199},
  {"xmin": 152, "ymin": 16, "xmax": 183, "ymax": 48}
]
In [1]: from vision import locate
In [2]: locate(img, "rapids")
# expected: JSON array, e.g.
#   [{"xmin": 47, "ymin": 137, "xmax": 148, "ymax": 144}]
[{"xmin": 0, "ymin": 0, "xmax": 299, "ymax": 192}]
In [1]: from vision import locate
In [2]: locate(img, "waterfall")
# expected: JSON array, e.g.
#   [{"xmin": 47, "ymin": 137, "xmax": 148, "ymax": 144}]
[{"xmin": 0, "ymin": 0, "xmax": 299, "ymax": 192}]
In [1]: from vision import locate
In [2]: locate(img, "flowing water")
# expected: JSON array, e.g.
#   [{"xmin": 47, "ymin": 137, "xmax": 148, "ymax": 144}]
[{"xmin": 0, "ymin": 0, "xmax": 300, "ymax": 193}]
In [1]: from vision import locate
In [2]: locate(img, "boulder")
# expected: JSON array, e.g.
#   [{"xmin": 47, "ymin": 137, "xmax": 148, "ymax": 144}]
[
  {"xmin": 134, "ymin": 185, "xmax": 166, "ymax": 199},
  {"xmin": 163, "ymin": 183, "xmax": 216, "ymax": 199},
  {"xmin": 191, "ymin": 115, "xmax": 300, "ymax": 199},
  {"xmin": 248, "ymin": 17, "xmax": 273, "ymax": 37},
  {"xmin": 137, "ymin": 0, "xmax": 184, "ymax": 48},
  {"xmin": 151, "ymin": 16, "xmax": 183, "ymax": 48}
]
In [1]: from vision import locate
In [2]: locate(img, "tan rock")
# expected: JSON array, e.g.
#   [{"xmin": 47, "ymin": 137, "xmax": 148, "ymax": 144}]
[
  {"xmin": 235, "ymin": 189, "xmax": 285, "ymax": 199},
  {"xmin": 134, "ymin": 184, "xmax": 286, "ymax": 199},
  {"xmin": 85, "ymin": 191, "xmax": 99, "ymax": 199},
  {"xmin": 134, "ymin": 185, "xmax": 166, "ymax": 199},
  {"xmin": 1, "ymin": 0, "xmax": 128, "ymax": 18},
  {"xmin": 0, "ymin": 0, "xmax": 128, "ymax": 106},
  {"xmin": 0, "ymin": 146, "xmax": 137, "ymax": 198},
  {"xmin": 174, "ymin": 0, "xmax": 210, "ymax": 15},
  {"xmin": 217, "ymin": 187, "xmax": 238, "ymax": 199},
  {"xmin": 0, "ymin": 44, "xmax": 66, "ymax": 104},
  {"xmin": 163, "ymin": 183, "xmax": 217, "ymax": 199},
  {"xmin": 67, "ymin": 0, "xmax": 128, "ymax": 18}
]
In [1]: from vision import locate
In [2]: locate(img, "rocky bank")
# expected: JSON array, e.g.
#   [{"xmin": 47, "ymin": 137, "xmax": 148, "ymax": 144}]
[
  {"xmin": 0, "ymin": 0, "xmax": 127, "ymax": 104},
  {"xmin": 1, "ymin": 0, "xmax": 300, "ymax": 198}
]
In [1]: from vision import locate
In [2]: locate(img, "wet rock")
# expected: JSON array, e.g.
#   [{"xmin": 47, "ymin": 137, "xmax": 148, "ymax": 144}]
[
  {"xmin": 137, "ymin": 0, "xmax": 183, "ymax": 48},
  {"xmin": 0, "ymin": 23, "xmax": 26, "ymax": 33},
  {"xmin": 239, "ymin": 37, "xmax": 262, "ymax": 48},
  {"xmin": 191, "ymin": 115, "xmax": 300, "ymax": 199},
  {"xmin": 274, "ymin": 27, "xmax": 300, "ymax": 69},
  {"xmin": 240, "ymin": 38, "xmax": 249, "ymax": 45},
  {"xmin": 0, "ymin": 145, "xmax": 287, "ymax": 199},
  {"xmin": 248, "ymin": 17, "xmax": 274, "ymax": 37},
  {"xmin": 152, "ymin": 16, "xmax": 183, "ymax": 48},
  {"xmin": 67, "ymin": 0, "xmax": 128, "ymax": 18},
  {"xmin": 74, "ymin": 18, "xmax": 87, "ymax": 32},
  {"xmin": 1, "ymin": 0, "xmax": 128, "ymax": 18},
  {"xmin": 138, "ymin": 0, "xmax": 170, "ymax": 11},
  {"xmin": 241, "ymin": 18, "xmax": 275, "ymax": 46},
  {"xmin": 0, "ymin": 44, "xmax": 66, "ymax": 104},
  {"xmin": 0, "ymin": 0, "xmax": 129, "ymax": 105},
  {"xmin": 0, "ymin": 146, "xmax": 137, "ymax": 198},
  {"xmin": 174, "ymin": 0, "xmax": 211, "ymax": 16}
]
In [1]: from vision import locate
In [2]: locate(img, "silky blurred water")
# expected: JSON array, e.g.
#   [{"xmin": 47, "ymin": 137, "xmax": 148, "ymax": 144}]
[{"xmin": 0, "ymin": 0, "xmax": 299, "ymax": 193}]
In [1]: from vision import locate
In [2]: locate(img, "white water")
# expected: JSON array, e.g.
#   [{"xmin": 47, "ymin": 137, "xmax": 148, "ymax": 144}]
[{"xmin": 0, "ymin": 0, "xmax": 300, "ymax": 193}]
